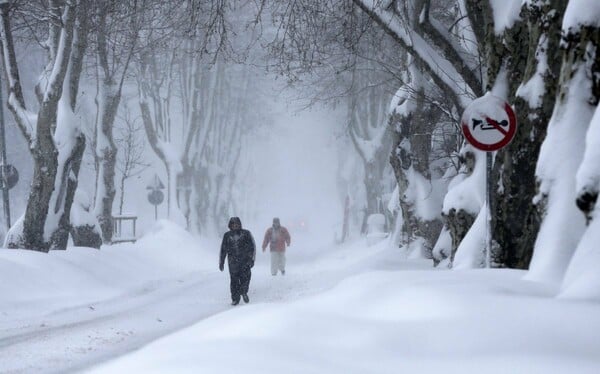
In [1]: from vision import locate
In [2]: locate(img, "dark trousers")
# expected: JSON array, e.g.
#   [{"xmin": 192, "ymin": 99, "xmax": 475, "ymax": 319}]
[{"xmin": 229, "ymin": 266, "xmax": 251, "ymax": 302}]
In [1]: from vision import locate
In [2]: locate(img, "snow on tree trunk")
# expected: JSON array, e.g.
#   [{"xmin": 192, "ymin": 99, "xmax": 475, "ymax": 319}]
[
  {"xmin": 47, "ymin": 101, "xmax": 88, "ymax": 249},
  {"xmin": 6, "ymin": 125, "xmax": 59, "ymax": 251},
  {"xmin": 50, "ymin": 1, "xmax": 95, "ymax": 249},
  {"xmin": 440, "ymin": 147, "xmax": 481, "ymax": 265},
  {"xmin": 560, "ymin": 105, "xmax": 600, "ymax": 300},
  {"xmin": 1, "ymin": 1, "xmax": 80, "ymax": 251},
  {"xmin": 528, "ymin": 5, "xmax": 600, "ymax": 284},
  {"xmin": 389, "ymin": 63, "xmax": 446, "ymax": 258},
  {"xmin": 432, "ymin": 226, "xmax": 452, "ymax": 267}
]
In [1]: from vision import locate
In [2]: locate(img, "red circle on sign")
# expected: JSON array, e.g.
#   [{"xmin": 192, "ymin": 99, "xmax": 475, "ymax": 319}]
[{"xmin": 461, "ymin": 97, "xmax": 517, "ymax": 152}]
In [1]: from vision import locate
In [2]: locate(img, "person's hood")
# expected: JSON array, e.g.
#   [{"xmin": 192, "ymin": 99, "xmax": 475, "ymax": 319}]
[{"xmin": 228, "ymin": 216, "xmax": 242, "ymax": 230}]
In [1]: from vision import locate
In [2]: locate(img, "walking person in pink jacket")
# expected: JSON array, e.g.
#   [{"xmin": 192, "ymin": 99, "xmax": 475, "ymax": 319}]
[{"xmin": 262, "ymin": 217, "xmax": 291, "ymax": 275}]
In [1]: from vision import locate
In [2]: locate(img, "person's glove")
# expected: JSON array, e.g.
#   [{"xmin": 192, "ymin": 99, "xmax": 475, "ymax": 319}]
[{"xmin": 219, "ymin": 263, "xmax": 224, "ymax": 272}]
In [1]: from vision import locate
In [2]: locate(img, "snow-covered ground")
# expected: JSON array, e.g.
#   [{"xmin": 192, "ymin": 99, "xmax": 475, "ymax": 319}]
[{"xmin": 1, "ymin": 221, "xmax": 599, "ymax": 373}]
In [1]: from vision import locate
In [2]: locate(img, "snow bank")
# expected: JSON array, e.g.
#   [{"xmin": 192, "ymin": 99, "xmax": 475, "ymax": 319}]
[
  {"xmin": 91, "ymin": 268, "xmax": 600, "ymax": 374},
  {"xmin": 0, "ymin": 220, "xmax": 211, "ymax": 319}
]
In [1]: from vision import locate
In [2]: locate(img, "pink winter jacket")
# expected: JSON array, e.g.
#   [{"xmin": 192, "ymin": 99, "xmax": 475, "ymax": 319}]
[{"xmin": 262, "ymin": 227, "xmax": 291, "ymax": 252}]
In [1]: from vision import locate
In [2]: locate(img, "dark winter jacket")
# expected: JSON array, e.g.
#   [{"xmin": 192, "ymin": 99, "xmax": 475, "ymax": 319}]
[{"xmin": 220, "ymin": 218, "xmax": 256, "ymax": 273}]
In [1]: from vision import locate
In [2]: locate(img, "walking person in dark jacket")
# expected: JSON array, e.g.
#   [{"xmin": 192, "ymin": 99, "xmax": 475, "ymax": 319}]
[{"xmin": 219, "ymin": 217, "xmax": 256, "ymax": 305}]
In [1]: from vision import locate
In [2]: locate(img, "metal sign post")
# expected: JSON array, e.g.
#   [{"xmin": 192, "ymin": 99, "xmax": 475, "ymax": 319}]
[
  {"xmin": 0, "ymin": 74, "xmax": 10, "ymax": 231},
  {"xmin": 461, "ymin": 93, "xmax": 517, "ymax": 268},
  {"xmin": 147, "ymin": 174, "xmax": 165, "ymax": 220},
  {"xmin": 486, "ymin": 152, "xmax": 493, "ymax": 268}
]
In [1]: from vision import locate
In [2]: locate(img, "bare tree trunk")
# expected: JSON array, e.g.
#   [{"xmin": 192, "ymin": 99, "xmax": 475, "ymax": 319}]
[
  {"xmin": 346, "ymin": 61, "xmax": 393, "ymax": 234},
  {"xmin": 93, "ymin": 1, "xmax": 139, "ymax": 243},
  {"xmin": 95, "ymin": 90, "xmax": 119, "ymax": 243},
  {"xmin": 118, "ymin": 173, "xmax": 127, "ymax": 215}
]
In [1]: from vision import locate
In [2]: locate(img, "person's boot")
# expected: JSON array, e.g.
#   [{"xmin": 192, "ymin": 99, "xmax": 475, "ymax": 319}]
[
  {"xmin": 231, "ymin": 299, "xmax": 240, "ymax": 306},
  {"xmin": 242, "ymin": 293, "xmax": 249, "ymax": 303}
]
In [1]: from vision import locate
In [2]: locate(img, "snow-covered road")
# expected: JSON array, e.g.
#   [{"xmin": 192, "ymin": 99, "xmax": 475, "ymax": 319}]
[
  {"xmin": 0, "ymin": 260, "xmax": 350, "ymax": 374},
  {"xmin": 0, "ymin": 271, "xmax": 226, "ymax": 373}
]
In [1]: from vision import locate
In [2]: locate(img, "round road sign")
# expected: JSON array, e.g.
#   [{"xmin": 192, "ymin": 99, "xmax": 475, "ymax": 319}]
[
  {"xmin": 148, "ymin": 190, "xmax": 164, "ymax": 206},
  {"xmin": 460, "ymin": 93, "xmax": 517, "ymax": 152}
]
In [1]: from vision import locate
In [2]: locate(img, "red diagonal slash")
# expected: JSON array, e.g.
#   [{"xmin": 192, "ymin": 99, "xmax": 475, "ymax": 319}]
[{"xmin": 484, "ymin": 116, "xmax": 509, "ymax": 136}]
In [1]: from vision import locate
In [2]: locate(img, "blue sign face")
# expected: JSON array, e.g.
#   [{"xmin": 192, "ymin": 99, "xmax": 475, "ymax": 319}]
[{"xmin": 148, "ymin": 189, "xmax": 164, "ymax": 206}]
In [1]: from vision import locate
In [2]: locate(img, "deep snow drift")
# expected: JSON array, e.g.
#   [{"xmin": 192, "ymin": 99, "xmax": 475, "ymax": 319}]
[{"xmin": 0, "ymin": 221, "xmax": 599, "ymax": 373}]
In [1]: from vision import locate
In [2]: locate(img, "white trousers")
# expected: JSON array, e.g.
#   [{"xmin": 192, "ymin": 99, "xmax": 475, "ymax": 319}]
[{"xmin": 270, "ymin": 251, "xmax": 286, "ymax": 275}]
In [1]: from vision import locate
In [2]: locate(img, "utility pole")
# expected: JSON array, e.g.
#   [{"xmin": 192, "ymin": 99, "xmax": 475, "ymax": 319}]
[{"xmin": 0, "ymin": 73, "xmax": 10, "ymax": 232}]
